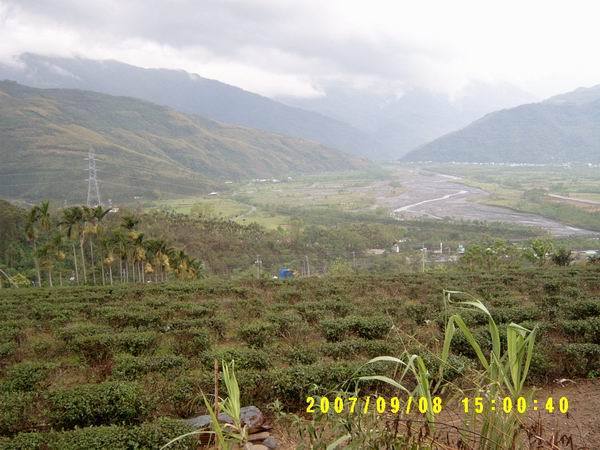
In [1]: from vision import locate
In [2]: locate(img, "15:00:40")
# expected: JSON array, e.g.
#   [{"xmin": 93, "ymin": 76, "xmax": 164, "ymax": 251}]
[{"xmin": 461, "ymin": 396, "xmax": 569, "ymax": 414}]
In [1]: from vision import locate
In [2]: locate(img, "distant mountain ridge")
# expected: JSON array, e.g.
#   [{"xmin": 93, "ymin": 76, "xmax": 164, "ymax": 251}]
[
  {"xmin": 278, "ymin": 82, "xmax": 536, "ymax": 158},
  {"xmin": 0, "ymin": 54, "xmax": 381, "ymax": 158},
  {"xmin": 0, "ymin": 81, "xmax": 367, "ymax": 203},
  {"xmin": 545, "ymin": 84, "xmax": 600, "ymax": 105},
  {"xmin": 402, "ymin": 85, "xmax": 600, "ymax": 163}
]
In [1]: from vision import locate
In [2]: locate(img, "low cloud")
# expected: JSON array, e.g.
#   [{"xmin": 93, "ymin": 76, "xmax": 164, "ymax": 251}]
[{"xmin": 2, "ymin": 0, "xmax": 600, "ymax": 98}]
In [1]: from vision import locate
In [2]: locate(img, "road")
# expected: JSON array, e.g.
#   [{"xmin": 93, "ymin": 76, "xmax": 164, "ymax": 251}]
[{"xmin": 379, "ymin": 169, "xmax": 597, "ymax": 237}]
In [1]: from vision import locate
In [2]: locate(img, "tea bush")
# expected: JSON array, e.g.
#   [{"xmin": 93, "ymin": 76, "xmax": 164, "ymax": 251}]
[
  {"xmin": 319, "ymin": 318, "xmax": 351, "ymax": 342},
  {"xmin": 561, "ymin": 343, "xmax": 600, "ymax": 376},
  {"xmin": 112, "ymin": 354, "xmax": 187, "ymax": 380},
  {"xmin": 2, "ymin": 418, "xmax": 195, "ymax": 450},
  {"xmin": 237, "ymin": 320, "xmax": 277, "ymax": 348},
  {"xmin": 560, "ymin": 318, "xmax": 600, "ymax": 344},
  {"xmin": 96, "ymin": 307, "xmax": 162, "ymax": 329},
  {"xmin": 350, "ymin": 316, "xmax": 392, "ymax": 339},
  {"xmin": 47, "ymin": 381, "xmax": 148, "ymax": 429},
  {"xmin": 321, "ymin": 338, "xmax": 395, "ymax": 360},
  {"xmin": 200, "ymin": 347, "xmax": 271, "ymax": 370},
  {"xmin": 1, "ymin": 361, "xmax": 56, "ymax": 392},
  {"xmin": 562, "ymin": 299, "xmax": 600, "ymax": 319},
  {"xmin": 172, "ymin": 327, "xmax": 211, "ymax": 356},
  {"xmin": 281, "ymin": 346, "xmax": 319, "ymax": 365},
  {"xmin": 0, "ymin": 392, "xmax": 34, "ymax": 435}
]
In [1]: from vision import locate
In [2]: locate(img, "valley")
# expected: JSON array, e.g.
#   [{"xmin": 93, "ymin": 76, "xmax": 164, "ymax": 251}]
[{"xmin": 151, "ymin": 166, "xmax": 600, "ymax": 239}]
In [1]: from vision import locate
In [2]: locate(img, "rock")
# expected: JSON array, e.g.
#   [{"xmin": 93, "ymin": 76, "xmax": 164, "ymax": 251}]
[
  {"xmin": 262, "ymin": 436, "xmax": 278, "ymax": 449},
  {"xmin": 248, "ymin": 431, "xmax": 270, "ymax": 441},
  {"xmin": 183, "ymin": 414, "xmax": 212, "ymax": 429},
  {"xmin": 249, "ymin": 445, "xmax": 268, "ymax": 450},
  {"xmin": 183, "ymin": 406, "xmax": 264, "ymax": 432},
  {"xmin": 240, "ymin": 406, "xmax": 265, "ymax": 432}
]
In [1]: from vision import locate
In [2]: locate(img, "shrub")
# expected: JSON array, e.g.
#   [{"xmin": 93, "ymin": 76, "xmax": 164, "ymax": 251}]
[
  {"xmin": 172, "ymin": 328, "xmax": 211, "ymax": 356},
  {"xmin": 47, "ymin": 381, "xmax": 148, "ymax": 429},
  {"xmin": 450, "ymin": 327, "xmax": 491, "ymax": 359},
  {"xmin": 238, "ymin": 321, "xmax": 276, "ymax": 348},
  {"xmin": 204, "ymin": 315, "xmax": 228, "ymax": 339},
  {"xmin": 560, "ymin": 318, "xmax": 600, "ymax": 343},
  {"xmin": 96, "ymin": 307, "xmax": 161, "ymax": 329},
  {"xmin": 0, "ymin": 341, "xmax": 16, "ymax": 359},
  {"xmin": 265, "ymin": 310, "xmax": 305, "ymax": 337},
  {"xmin": 282, "ymin": 346, "xmax": 319, "ymax": 365},
  {"xmin": 69, "ymin": 333, "xmax": 114, "ymax": 362},
  {"xmin": 404, "ymin": 303, "xmax": 432, "ymax": 325},
  {"xmin": 69, "ymin": 330, "xmax": 157, "ymax": 362},
  {"xmin": 561, "ymin": 343, "xmax": 600, "ymax": 376},
  {"xmin": 321, "ymin": 339, "xmax": 395, "ymax": 360},
  {"xmin": 114, "ymin": 331, "xmax": 158, "ymax": 355},
  {"xmin": 490, "ymin": 306, "xmax": 540, "ymax": 323},
  {"xmin": 2, "ymin": 418, "xmax": 196, "ymax": 450},
  {"xmin": 351, "ymin": 316, "xmax": 392, "ymax": 339},
  {"xmin": 112, "ymin": 354, "xmax": 187, "ymax": 380},
  {"xmin": 187, "ymin": 302, "xmax": 217, "ymax": 318},
  {"xmin": 562, "ymin": 299, "xmax": 600, "ymax": 319},
  {"xmin": 2, "ymin": 361, "xmax": 56, "ymax": 392},
  {"xmin": 58, "ymin": 323, "xmax": 112, "ymax": 343},
  {"xmin": 0, "ymin": 392, "xmax": 34, "ymax": 435},
  {"xmin": 201, "ymin": 347, "xmax": 271, "ymax": 370},
  {"xmin": 319, "ymin": 318, "xmax": 351, "ymax": 342}
]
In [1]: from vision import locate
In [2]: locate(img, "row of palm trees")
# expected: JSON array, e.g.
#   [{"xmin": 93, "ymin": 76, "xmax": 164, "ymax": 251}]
[{"xmin": 25, "ymin": 202, "xmax": 202, "ymax": 287}]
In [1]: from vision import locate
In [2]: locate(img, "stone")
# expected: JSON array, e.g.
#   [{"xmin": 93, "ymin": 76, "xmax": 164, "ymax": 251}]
[
  {"xmin": 249, "ymin": 445, "xmax": 268, "ymax": 450},
  {"xmin": 248, "ymin": 431, "xmax": 270, "ymax": 441},
  {"xmin": 183, "ymin": 414, "xmax": 211, "ymax": 429},
  {"xmin": 240, "ymin": 405, "xmax": 264, "ymax": 432},
  {"xmin": 262, "ymin": 436, "xmax": 278, "ymax": 449},
  {"xmin": 183, "ymin": 406, "xmax": 264, "ymax": 432}
]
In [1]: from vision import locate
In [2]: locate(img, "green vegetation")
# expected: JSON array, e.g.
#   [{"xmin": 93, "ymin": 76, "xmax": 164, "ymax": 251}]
[
  {"xmin": 0, "ymin": 80, "xmax": 366, "ymax": 203},
  {"xmin": 0, "ymin": 267, "xmax": 599, "ymax": 447}
]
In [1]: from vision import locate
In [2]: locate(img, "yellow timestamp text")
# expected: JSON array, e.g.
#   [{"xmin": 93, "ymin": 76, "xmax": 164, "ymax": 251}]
[
  {"xmin": 305, "ymin": 396, "xmax": 570, "ymax": 415},
  {"xmin": 461, "ymin": 396, "xmax": 569, "ymax": 414},
  {"xmin": 306, "ymin": 396, "xmax": 443, "ymax": 415}
]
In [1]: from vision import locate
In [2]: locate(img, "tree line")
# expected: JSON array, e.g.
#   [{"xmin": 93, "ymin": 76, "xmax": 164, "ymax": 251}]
[{"xmin": 19, "ymin": 201, "xmax": 201, "ymax": 287}]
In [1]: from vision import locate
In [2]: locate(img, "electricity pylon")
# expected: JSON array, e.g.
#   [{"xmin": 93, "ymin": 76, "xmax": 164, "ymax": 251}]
[{"xmin": 85, "ymin": 147, "xmax": 102, "ymax": 206}]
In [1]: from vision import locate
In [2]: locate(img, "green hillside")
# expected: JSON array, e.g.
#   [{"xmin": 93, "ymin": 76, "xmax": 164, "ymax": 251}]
[
  {"xmin": 0, "ymin": 81, "xmax": 367, "ymax": 203},
  {"xmin": 402, "ymin": 98, "xmax": 600, "ymax": 163},
  {"xmin": 0, "ymin": 54, "xmax": 381, "ymax": 158}
]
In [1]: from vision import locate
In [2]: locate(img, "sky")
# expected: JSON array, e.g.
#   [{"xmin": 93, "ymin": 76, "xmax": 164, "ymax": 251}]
[{"xmin": 1, "ymin": 0, "xmax": 599, "ymax": 99}]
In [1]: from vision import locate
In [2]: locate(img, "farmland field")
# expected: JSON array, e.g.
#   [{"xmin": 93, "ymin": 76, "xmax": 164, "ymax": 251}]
[{"xmin": 1, "ymin": 267, "xmax": 600, "ymax": 448}]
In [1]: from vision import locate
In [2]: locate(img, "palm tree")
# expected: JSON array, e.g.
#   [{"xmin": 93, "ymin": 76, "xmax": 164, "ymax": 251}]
[
  {"xmin": 100, "ymin": 234, "xmax": 116, "ymax": 285},
  {"xmin": 25, "ymin": 205, "xmax": 42, "ymax": 287},
  {"xmin": 60, "ymin": 206, "xmax": 83, "ymax": 285},
  {"xmin": 85, "ymin": 205, "xmax": 112, "ymax": 285},
  {"xmin": 120, "ymin": 215, "xmax": 140, "ymax": 283},
  {"xmin": 39, "ymin": 232, "xmax": 65, "ymax": 288}
]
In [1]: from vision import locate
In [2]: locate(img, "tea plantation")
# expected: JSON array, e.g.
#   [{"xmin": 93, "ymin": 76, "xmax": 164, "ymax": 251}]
[{"xmin": 1, "ymin": 267, "xmax": 599, "ymax": 448}]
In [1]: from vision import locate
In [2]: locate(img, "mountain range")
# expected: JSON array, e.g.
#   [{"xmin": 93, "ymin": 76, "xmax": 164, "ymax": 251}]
[
  {"xmin": 0, "ymin": 54, "xmax": 535, "ymax": 160},
  {"xmin": 0, "ymin": 54, "xmax": 381, "ymax": 158},
  {"xmin": 278, "ymin": 82, "xmax": 536, "ymax": 158},
  {"xmin": 403, "ymin": 84, "xmax": 600, "ymax": 163},
  {"xmin": 0, "ymin": 81, "xmax": 366, "ymax": 203}
]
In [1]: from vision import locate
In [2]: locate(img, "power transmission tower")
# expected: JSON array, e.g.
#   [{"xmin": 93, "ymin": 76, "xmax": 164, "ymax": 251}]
[
  {"xmin": 85, "ymin": 147, "xmax": 102, "ymax": 206},
  {"xmin": 255, "ymin": 255, "xmax": 262, "ymax": 279}
]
